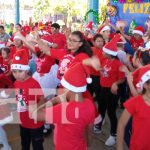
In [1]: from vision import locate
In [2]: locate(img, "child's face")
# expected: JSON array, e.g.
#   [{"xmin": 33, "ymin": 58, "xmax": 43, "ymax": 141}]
[
  {"xmin": 1, "ymin": 50, "xmax": 8, "ymax": 59},
  {"xmin": 103, "ymin": 30, "xmax": 110, "ymax": 39},
  {"xmin": 14, "ymin": 38, "xmax": 23, "ymax": 47},
  {"xmin": 93, "ymin": 37, "xmax": 104, "ymax": 49},
  {"xmin": 133, "ymin": 33, "xmax": 141, "ymax": 40},
  {"xmin": 143, "ymin": 81, "xmax": 150, "ymax": 93},
  {"xmin": 12, "ymin": 70, "xmax": 29, "ymax": 81}
]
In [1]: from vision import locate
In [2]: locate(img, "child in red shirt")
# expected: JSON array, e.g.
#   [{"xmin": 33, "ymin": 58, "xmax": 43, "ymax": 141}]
[
  {"xmin": 121, "ymin": 26, "xmax": 144, "ymax": 52},
  {"xmin": 11, "ymin": 49, "xmax": 44, "ymax": 150},
  {"xmin": 95, "ymin": 34, "xmax": 125, "ymax": 146},
  {"xmin": 31, "ymin": 62, "xmax": 96, "ymax": 150},
  {"xmin": 117, "ymin": 64, "xmax": 150, "ymax": 150},
  {"xmin": 1, "ymin": 47, "xmax": 12, "ymax": 78}
]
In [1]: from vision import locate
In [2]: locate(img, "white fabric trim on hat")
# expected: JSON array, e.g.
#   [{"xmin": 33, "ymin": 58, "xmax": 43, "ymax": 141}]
[
  {"xmin": 100, "ymin": 26, "xmax": 110, "ymax": 34},
  {"xmin": 136, "ymin": 70, "xmax": 150, "ymax": 89},
  {"xmin": 132, "ymin": 30, "xmax": 143, "ymax": 36},
  {"xmin": 11, "ymin": 64, "xmax": 30, "ymax": 70},
  {"xmin": 61, "ymin": 78, "xmax": 87, "ymax": 93},
  {"xmin": 85, "ymin": 28, "xmax": 91, "ymax": 31},
  {"xmin": 41, "ymin": 39, "xmax": 53, "ymax": 47},
  {"xmin": 103, "ymin": 47, "xmax": 118, "ymax": 56},
  {"xmin": 14, "ymin": 36, "xmax": 22, "ymax": 40}
]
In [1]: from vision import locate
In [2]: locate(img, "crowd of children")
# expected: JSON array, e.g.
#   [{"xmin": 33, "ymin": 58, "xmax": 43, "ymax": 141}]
[{"xmin": 0, "ymin": 19, "xmax": 150, "ymax": 150}]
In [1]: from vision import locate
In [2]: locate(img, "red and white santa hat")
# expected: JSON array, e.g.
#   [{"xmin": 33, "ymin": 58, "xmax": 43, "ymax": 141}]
[
  {"xmin": 41, "ymin": 35, "xmax": 53, "ymax": 46},
  {"xmin": 136, "ymin": 64, "xmax": 150, "ymax": 90},
  {"xmin": 117, "ymin": 38, "xmax": 126, "ymax": 44},
  {"xmin": 103, "ymin": 34, "xmax": 121, "ymax": 56},
  {"xmin": 97, "ymin": 25, "xmax": 110, "ymax": 34},
  {"xmin": 85, "ymin": 21, "xmax": 93, "ymax": 31},
  {"xmin": 61, "ymin": 63, "xmax": 92, "ymax": 92},
  {"xmin": 11, "ymin": 49, "xmax": 30, "ymax": 70},
  {"xmin": 132, "ymin": 26, "xmax": 145, "ymax": 36}
]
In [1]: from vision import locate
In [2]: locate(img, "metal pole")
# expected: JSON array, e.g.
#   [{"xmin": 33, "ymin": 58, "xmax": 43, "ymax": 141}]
[{"xmin": 15, "ymin": 0, "xmax": 20, "ymax": 24}]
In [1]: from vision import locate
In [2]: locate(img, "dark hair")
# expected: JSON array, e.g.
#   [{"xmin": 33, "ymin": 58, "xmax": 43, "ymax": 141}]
[
  {"xmin": 135, "ymin": 50, "xmax": 150, "ymax": 65},
  {"xmin": 15, "ymin": 23, "xmax": 22, "ymax": 28},
  {"xmin": 71, "ymin": 31, "xmax": 93, "ymax": 57},
  {"xmin": 0, "ymin": 25, "xmax": 4, "ymax": 30},
  {"xmin": 93, "ymin": 34, "xmax": 104, "ymax": 42},
  {"xmin": 51, "ymin": 23, "xmax": 60, "ymax": 29},
  {"xmin": 142, "ymin": 79, "xmax": 150, "ymax": 94},
  {"xmin": 10, "ymin": 23, "xmax": 14, "ymax": 26},
  {"xmin": 1, "ymin": 47, "xmax": 10, "ymax": 54}
]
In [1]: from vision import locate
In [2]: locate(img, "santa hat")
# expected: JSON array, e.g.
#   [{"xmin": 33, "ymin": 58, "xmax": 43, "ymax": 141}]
[
  {"xmin": 61, "ymin": 63, "xmax": 92, "ymax": 93},
  {"xmin": 132, "ymin": 26, "xmax": 145, "ymax": 36},
  {"xmin": 117, "ymin": 38, "xmax": 126, "ymax": 44},
  {"xmin": 41, "ymin": 35, "xmax": 53, "ymax": 46},
  {"xmin": 97, "ymin": 25, "xmax": 110, "ymax": 34},
  {"xmin": 136, "ymin": 64, "xmax": 150, "ymax": 90},
  {"xmin": 103, "ymin": 34, "xmax": 121, "ymax": 56},
  {"xmin": 85, "ymin": 21, "xmax": 93, "ymax": 31},
  {"xmin": 11, "ymin": 49, "xmax": 30, "ymax": 70}
]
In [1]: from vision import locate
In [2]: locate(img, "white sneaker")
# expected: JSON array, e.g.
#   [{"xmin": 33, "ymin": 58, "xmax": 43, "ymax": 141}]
[
  {"xmin": 93, "ymin": 124, "xmax": 102, "ymax": 134},
  {"xmin": 105, "ymin": 135, "xmax": 116, "ymax": 146}
]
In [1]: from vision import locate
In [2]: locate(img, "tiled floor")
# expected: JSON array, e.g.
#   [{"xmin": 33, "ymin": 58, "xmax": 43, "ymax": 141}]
[{"xmin": 2, "ymin": 109, "xmax": 128, "ymax": 150}]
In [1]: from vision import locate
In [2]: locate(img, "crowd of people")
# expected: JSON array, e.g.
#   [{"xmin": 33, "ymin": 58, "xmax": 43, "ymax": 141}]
[{"xmin": 0, "ymin": 19, "xmax": 150, "ymax": 150}]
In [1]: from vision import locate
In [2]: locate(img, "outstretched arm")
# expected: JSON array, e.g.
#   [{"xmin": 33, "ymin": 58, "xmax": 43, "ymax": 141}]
[{"xmin": 117, "ymin": 109, "xmax": 131, "ymax": 150}]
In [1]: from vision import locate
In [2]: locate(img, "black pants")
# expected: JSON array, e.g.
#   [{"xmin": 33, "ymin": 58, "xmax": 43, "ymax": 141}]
[
  {"xmin": 20, "ymin": 125, "xmax": 44, "ymax": 150},
  {"xmin": 118, "ymin": 80, "xmax": 129, "ymax": 108},
  {"xmin": 87, "ymin": 75, "xmax": 101, "ymax": 102},
  {"xmin": 124, "ymin": 118, "xmax": 132, "ymax": 147},
  {"xmin": 98, "ymin": 87, "xmax": 118, "ymax": 135}
]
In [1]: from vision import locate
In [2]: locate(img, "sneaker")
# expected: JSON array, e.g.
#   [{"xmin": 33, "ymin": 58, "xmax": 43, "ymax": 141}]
[
  {"xmin": 105, "ymin": 135, "xmax": 116, "ymax": 146},
  {"xmin": 93, "ymin": 123, "xmax": 102, "ymax": 134}
]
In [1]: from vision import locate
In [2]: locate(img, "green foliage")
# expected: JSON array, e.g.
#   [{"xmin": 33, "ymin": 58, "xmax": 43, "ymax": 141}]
[
  {"xmin": 33, "ymin": 0, "xmax": 51, "ymax": 21},
  {"xmin": 32, "ymin": 0, "xmax": 87, "ymax": 22}
]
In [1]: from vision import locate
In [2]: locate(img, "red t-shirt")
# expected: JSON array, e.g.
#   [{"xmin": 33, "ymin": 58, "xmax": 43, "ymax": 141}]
[
  {"xmin": 0, "ymin": 73, "xmax": 13, "ymax": 88},
  {"xmin": 2, "ymin": 58, "xmax": 11, "ymax": 75},
  {"xmin": 50, "ymin": 49, "xmax": 89, "ymax": 80},
  {"xmin": 49, "ymin": 33, "xmax": 66, "ymax": 49},
  {"xmin": 45, "ymin": 98, "xmax": 96, "ymax": 150},
  {"xmin": 35, "ymin": 47, "xmax": 55, "ymax": 73},
  {"xmin": 14, "ymin": 77, "xmax": 44, "ymax": 129},
  {"xmin": 130, "ymin": 36, "xmax": 144, "ymax": 51},
  {"xmin": 100, "ymin": 59, "xmax": 125, "ymax": 87},
  {"xmin": 124, "ymin": 95, "xmax": 150, "ymax": 150},
  {"xmin": 90, "ymin": 47, "xmax": 103, "ymax": 76}
]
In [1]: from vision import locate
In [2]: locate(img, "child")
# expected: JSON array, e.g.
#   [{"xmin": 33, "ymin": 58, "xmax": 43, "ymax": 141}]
[
  {"xmin": 11, "ymin": 49, "xmax": 44, "ymax": 150},
  {"xmin": 97, "ymin": 25, "xmax": 111, "ymax": 43},
  {"xmin": 95, "ymin": 34, "xmax": 125, "ymax": 146},
  {"xmin": 31, "ymin": 62, "xmax": 96, "ymax": 150},
  {"xmin": 121, "ymin": 26, "xmax": 144, "ymax": 52},
  {"xmin": 117, "ymin": 64, "xmax": 150, "ymax": 150},
  {"xmin": 0, "ymin": 64, "xmax": 13, "ymax": 150},
  {"xmin": 1, "ymin": 47, "xmax": 12, "ymax": 78}
]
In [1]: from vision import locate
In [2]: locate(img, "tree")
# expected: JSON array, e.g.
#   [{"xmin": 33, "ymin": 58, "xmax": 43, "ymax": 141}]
[
  {"xmin": 32, "ymin": 0, "xmax": 87, "ymax": 23},
  {"xmin": 33, "ymin": 0, "xmax": 51, "ymax": 21}
]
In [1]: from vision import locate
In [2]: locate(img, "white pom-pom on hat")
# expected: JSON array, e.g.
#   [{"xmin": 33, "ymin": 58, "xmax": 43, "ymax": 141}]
[{"xmin": 86, "ymin": 77, "xmax": 92, "ymax": 84}]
